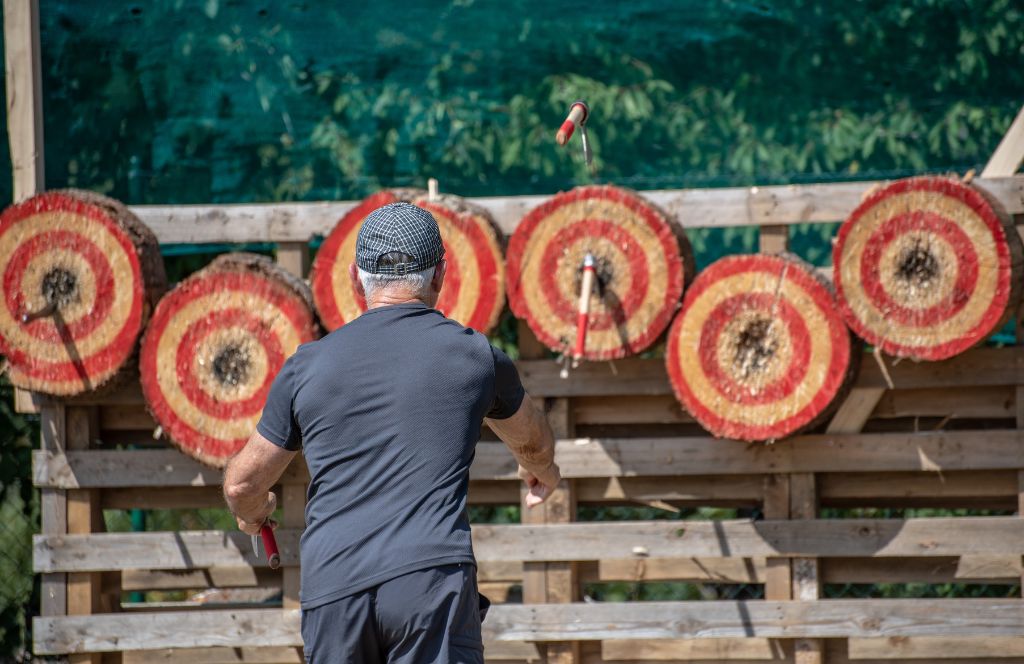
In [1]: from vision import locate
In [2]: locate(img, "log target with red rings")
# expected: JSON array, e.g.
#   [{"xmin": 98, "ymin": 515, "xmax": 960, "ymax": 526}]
[
  {"xmin": 833, "ymin": 176, "xmax": 1022, "ymax": 360},
  {"xmin": 140, "ymin": 253, "xmax": 318, "ymax": 468},
  {"xmin": 506, "ymin": 185, "xmax": 693, "ymax": 360},
  {"xmin": 665, "ymin": 253, "xmax": 857, "ymax": 442},
  {"xmin": 0, "ymin": 189, "xmax": 166, "ymax": 395},
  {"xmin": 310, "ymin": 189, "xmax": 506, "ymax": 334}
]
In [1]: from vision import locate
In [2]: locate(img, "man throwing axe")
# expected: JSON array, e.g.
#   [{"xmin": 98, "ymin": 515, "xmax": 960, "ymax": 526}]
[{"xmin": 224, "ymin": 202, "xmax": 561, "ymax": 663}]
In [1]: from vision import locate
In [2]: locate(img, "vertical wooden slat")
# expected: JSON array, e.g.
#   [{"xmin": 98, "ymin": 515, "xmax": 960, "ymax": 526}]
[
  {"xmin": 276, "ymin": 242, "xmax": 309, "ymax": 279},
  {"xmin": 66, "ymin": 407, "xmax": 102, "ymax": 664},
  {"xmin": 759, "ymin": 225, "xmax": 788, "ymax": 254},
  {"xmin": 39, "ymin": 405, "xmax": 67, "ymax": 618},
  {"xmin": 791, "ymin": 472, "xmax": 822, "ymax": 664},
  {"xmin": 763, "ymin": 474, "xmax": 791, "ymax": 601}
]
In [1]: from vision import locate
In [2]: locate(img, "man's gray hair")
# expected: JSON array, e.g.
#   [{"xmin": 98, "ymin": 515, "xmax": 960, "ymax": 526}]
[{"xmin": 358, "ymin": 266, "xmax": 435, "ymax": 300}]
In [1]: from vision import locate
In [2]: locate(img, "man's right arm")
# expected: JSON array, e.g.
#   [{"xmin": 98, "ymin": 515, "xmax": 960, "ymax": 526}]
[{"xmin": 485, "ymin": 393, "xmax": 561, "ymax": 507}]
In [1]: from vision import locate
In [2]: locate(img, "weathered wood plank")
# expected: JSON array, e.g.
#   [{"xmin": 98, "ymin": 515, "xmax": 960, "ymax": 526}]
[
  {"xmin": 35, "ymin": 600, "xmax": 1024, "ymax": 654},
  {"xmin": 3, "ymin": 0, "xmax": 44, "ymax": 203},
  {"xmin": 122, "ymin": 647, "xmax": 302, "ymax": 664},
  {"xmin": 129, "ymin": 176, "xmax": 1024, "ymax": 244},
  {"xmin": 602, "ymin": 638, "xmax": 787, "ymax": 660},
  {"xmin": 35, "ymin": 429, "xmax": 1024, "ymax": 490},
  {"xmin": 849, "ymin": 636, "xmax": 1024, "ymax": 659},
  {"xmin": 34, "ymin": 517, "xmax": 1024, "ymax": 572},
  {"xmin": 40, "ymin": 346, "xmax": 1024, "ymax": 408}
]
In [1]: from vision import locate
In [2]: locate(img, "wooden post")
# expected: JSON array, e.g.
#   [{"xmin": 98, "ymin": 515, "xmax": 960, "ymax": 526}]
[
  {"xmin": 3, "ymin": 0, "xmax": 44, "ymax": 203},
  {"xmin": 518, "ymin": 322, "xmax": 579, "ymax": 664},
  {"xmin": 4, "ymin": 0, "xmax": 47, "ymax": 417},
  {"xmin": 759, "ymin": 225, "xmax": 788, "ymax": 254},
  {"xmin": 790, "ymin": 473, "xmax": 822, "ymax": 664},
  {"xmin": 66, "ymin": 407, "xmax": 102, "ymax": 664}
]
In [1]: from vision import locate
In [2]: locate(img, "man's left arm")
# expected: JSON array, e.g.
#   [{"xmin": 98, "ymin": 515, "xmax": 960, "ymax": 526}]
[{"xmin": 223, "ymin": 431, "xmax": 297, "ymax": 535}]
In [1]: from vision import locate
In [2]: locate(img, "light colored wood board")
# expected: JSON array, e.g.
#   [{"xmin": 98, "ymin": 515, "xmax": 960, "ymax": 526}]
[
  {"xmin": 38, "ymin": 517, "xmax": 1024, "ymax": 572},
  {"xmin": 40, "ymin": 405, "xmax": 67, "ymax": 617},
  {"xmin": 982, "ymin": 105, "xmax": 1024, "ymax": 177},
  {"xmin": 873, "ymin": 386, "xmax": 1014, "ymax": 420},
  {"xmin": 281, "ymin": 484, "xmax": 305, "ymax": 609},
  {"xmin": 763, "ymin": 474, "xmax": 791, "ymax": 602},
  {"xmin": 128, "ymin": 176, "xmax": 1024, "ymax": 244},
  {"xmin": 121, "ymin": 567, "xmax": 277, "ymax": 591},
  {"xmin": 36, "ymin": 430, "xmax": 1024, "ymax": 492},
  {"xmin": 587, "ymin": 558, "xmax": 766, "ymax": 584},
  {"xmin": 36, "ymin": 601, "xmax": 1024, "ymax": 655},
  {"xmin": 524, "ymin": 347, "xmax": 1024, "ymax": 397},
  {"xmin": 3, "ymin": 0, "xmax": 44, "ymax": 202},
  {"xmin": 35, "ymin": 610, "xmax": 303, "ymax": 654},
  {"xmin": 576, "ymin": 476, "xmax": 763, "ymax": 505},
  {"xmin": 603, "ymin": 637, "xmax": 788, "ymax": 660},
  {"xmin": 468, "ymin": 480, "xmax": 519, "ymax": 504},
  {"xmin": 826, "ymin": 388, "xmax": 886, "ymax": 434},
  {"xmin": 34, "ymin": 449, "xmax": 309, "ymax": 489},
  {"xmin": 122, "ymin": 647, "xmax": 303, "ymax": 664},
  {"xmin": 482, "ymin": 600, "xmax": 1024, "ymax": 641},
  {"xmin": 849, "ymin": 635, "xmax": 1024, "ymax": 659},
  {"xmin": 43, "ymin": 346, "xmax": 1024, "ymax": 406},
  {"xmin": 573, "ymin": 395, "xmax": 690, "ymax": 425}
]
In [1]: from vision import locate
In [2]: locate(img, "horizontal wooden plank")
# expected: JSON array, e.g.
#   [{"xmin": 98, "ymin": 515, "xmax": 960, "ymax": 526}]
[
  {"xmin": 122, "ymin": 646, "xmax": 303, "ymax": 664},
  {"xmin": 35, "ymin": 598, "xmax": 1024, "ymax": 653},
  {"xmin": 520, "ymin": 347, "xmax": 1024, "ymax": 398},
  {"xmin": 34, "ymin": 428, "xmax": 1024, "ymax": 491},
  {"xmin": 602, "ymin": 638, "xmax": 785, "ymax": 660},
  {"xmin": 41, "ymin": 347, "xmax": 1024, "ymax": 411},
  {"xmin": 33, "ymin": 517, "xmax": 1024, "ymax": 572},
  {"xmin": 849, "ymin": 636, "xmax": 1024, "ymax": 659},
  {"xmin": 121, "ymin": 568, "xmax": 278, "ymax": 592},
  {"xmin": 486, "ymin": 599, "xmax": 1024, "ymax": 640},
  {"xmin": 128, "ymin": 176, "xmax": 1024, "ymax": 243}
]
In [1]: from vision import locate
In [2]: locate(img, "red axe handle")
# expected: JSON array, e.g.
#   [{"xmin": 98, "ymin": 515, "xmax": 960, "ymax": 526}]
[{"xmin": 261, "ymin": 523, "xmax": 281, "ymax": 570}]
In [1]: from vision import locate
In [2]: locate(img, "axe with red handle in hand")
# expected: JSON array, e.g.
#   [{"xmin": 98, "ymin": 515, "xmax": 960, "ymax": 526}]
[{"xmin": 251, "ymin": 520, "xmax": 281, "ymax": 569}]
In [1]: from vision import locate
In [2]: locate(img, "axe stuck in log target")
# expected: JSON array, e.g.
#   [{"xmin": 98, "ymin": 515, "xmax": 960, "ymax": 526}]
[
  {"xmin": 833, "ymin": 176, "xmax": 1022, "ymax": 361},
  {"xmin": 0, "ymin": 189, "xmax": 166, "ymax": 395},
  {"xmin": 310, "ymin": 189, "xmax": 506, "ymax": 334},
  {"xmin": 140, "ymin": 253, "xmax": 318, "ymax": 468},
  {"xmin": 666, "ymin": 253, "xmax": 857, "ymax": 442},
  {"xmin": 506, "ymin": 185, "xmax": 693, "ymax": 360}
]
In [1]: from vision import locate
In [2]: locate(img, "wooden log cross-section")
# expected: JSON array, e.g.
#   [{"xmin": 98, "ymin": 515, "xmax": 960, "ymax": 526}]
[
  {"xmin": 834, "ymin": 176, "xmax": 1024, "ymax": 361},
  {"xmin": 666, "ymin": 253, "xmax": 857, "ymax": 441},
  {"xmin": 309, "ymin": 188, "xmax": 506, "ymax": 334},
  {"xmin": 0, "ymin": 190, "xmax": 166, "ymax": 395},
  {"xmin": 139, "ymin": 253, "xmax": 318, "ymax": 467},
  {"xmin": 506, "ymin": 185, "xmax": 694, "ymax": 360}
]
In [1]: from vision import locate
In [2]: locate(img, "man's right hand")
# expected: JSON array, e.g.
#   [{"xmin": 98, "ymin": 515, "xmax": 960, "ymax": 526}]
[{"xmin": 519, "ymin": 463, "xmax": 561, "ymax": 507}]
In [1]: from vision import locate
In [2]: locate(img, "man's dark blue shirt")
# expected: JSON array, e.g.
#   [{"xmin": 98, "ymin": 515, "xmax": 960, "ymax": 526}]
[{"xmin": 256, "ymin": 302, "xmax": 524, "ymax": 609}]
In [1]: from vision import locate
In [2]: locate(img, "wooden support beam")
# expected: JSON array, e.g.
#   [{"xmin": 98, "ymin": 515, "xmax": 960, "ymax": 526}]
[
  {"xmin": 983, "ymin": 104, "xmax": 1024, "ymax": 178},
  {"xmin": 36, "ymin": 517, "xmax": 1024, "ymax": 572},
  {"xmin": 33, "ymin": 601, "xmax": 1024, "ymax": 654},
  {"xmin": 66, "ymin": 408, "xmax": 103, "ymax": 664},
  {"xmin": 280, "ymin": 483, "xmax": 304, "ymax": 613},
  {"xmin": 127, "ymin": 175, "xmax": 1024, "ymax": 243},
  {"xmin": 3, "ymin": 0, "xmax": 44, "ymax": 202},
  {"xmin": 759, "ymin": 224, "xmax": 788, "ymax": 254},
  {"xmin": 790, "ymin": 473, "xmax": 822, "ymax": 664}
]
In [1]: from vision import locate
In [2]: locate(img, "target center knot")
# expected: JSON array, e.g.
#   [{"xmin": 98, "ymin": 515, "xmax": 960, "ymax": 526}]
[
  {"xmin": 41, "ymin": 267, "xmax": 79, "ymax": 308},
  {"xmin": 732, "ymin": 316, "xmax": 778, "ymax": 380},
  {"xmin": 212, "ymin": 344, "xmax": 251, "ymax": 387},
  {"xmin": 895, "ymin": 242, "xmax": 938, "ymax": 292}
]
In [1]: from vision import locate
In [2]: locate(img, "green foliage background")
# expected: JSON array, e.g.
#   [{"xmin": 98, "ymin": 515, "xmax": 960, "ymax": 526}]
[{"xmin": 2, "ymin": 0, "xmax": 1023, "ymax": 657}]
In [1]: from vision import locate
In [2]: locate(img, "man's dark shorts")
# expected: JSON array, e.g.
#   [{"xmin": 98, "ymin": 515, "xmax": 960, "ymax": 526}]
[{"xmin": 301, "ymin": 563, "xmax": 489, "ymax": 664}]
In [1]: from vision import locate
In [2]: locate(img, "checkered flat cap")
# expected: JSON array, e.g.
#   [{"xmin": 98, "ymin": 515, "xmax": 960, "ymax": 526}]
[{"xmin": 355, "ymin": 202, "xmax": 445, "ymax": 275}]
